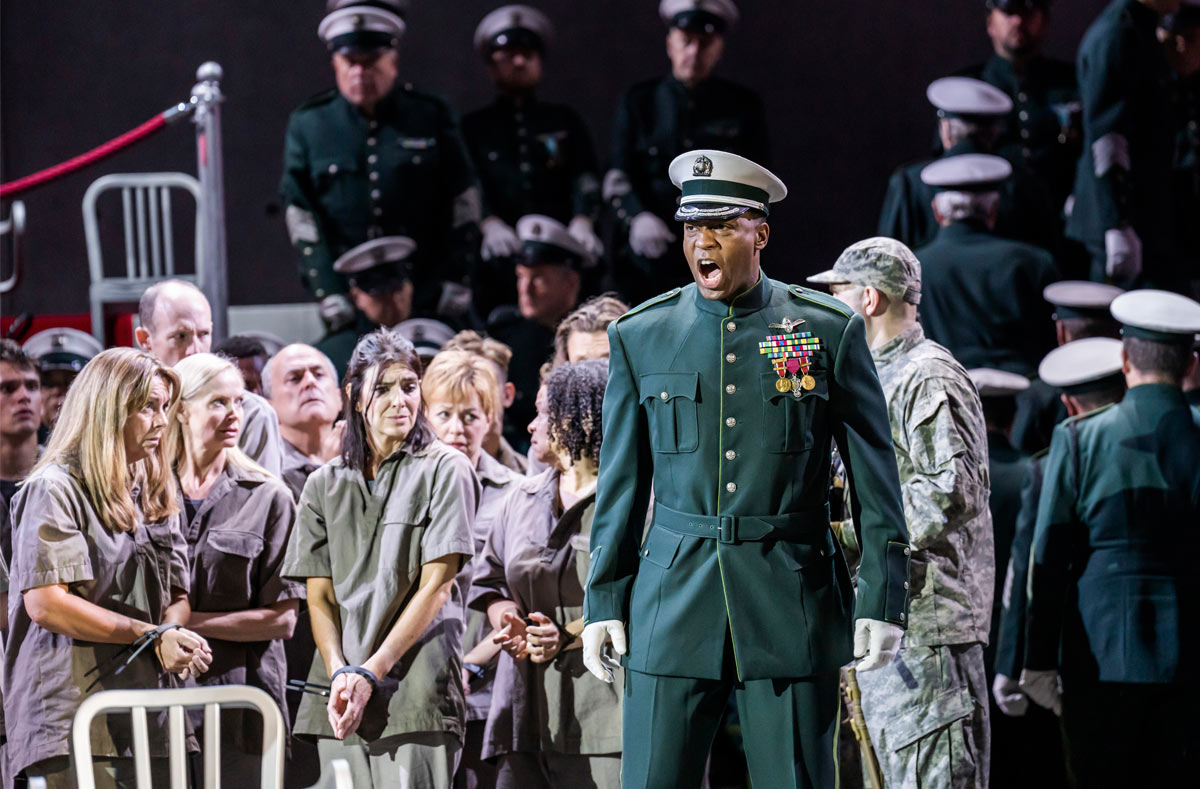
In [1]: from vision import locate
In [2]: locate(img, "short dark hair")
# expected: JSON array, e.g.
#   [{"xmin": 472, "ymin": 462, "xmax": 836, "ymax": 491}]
[
  {"xmin": 1123, "ymin": 336, "xmax": 1192, "ymax": 384},
  {"xmin": 213, "ymin": 335, "xmax": 267, "ymax": 360},
  {"xmin": 1072, "ymin": 381, "xmax": 1126, "ymax": 412},
  {"xmin": 544, "ymin": 358, "xmax": 607, "ymax": 467},
  {"xmin": 341, "ymin": 328, "xmax": 434, "ymax": 472},
  {"xmin": 979, "ymin": 396, "xmax": 1017, "ymax": 434},
  {"xmin": 0, "ymin": 339, "xmax": 37, "ymax": 372},
  {"xmin": 1060, "ymin": 316, "xmax": 1120, "ymax": 342}
]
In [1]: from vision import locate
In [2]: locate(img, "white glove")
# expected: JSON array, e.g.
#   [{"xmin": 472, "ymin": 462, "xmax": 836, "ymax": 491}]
[
  {"xmin": 319, "ymin": 293, "xmax": 356, "ymax": 332},
  {"xmin": 853, "ymin": 618, "xmax": 904, "ymax": 672},
  {"xmin": 581, "ymin": 620, "xmax": 627, "ymax": 683},
  {"xmin": 992, "ymin": 673, "xmax": 1029, "ymax": 717},
  {"xmin": 1019, "ymin": 668, "xmax": 1062, "ymax": 716},
  {"xmin": 568, "ymin": 215, "xmax": 604, "ymax": 259},
  {"xmin": 628, "ymin": 211, "xmax": 676, "ymax": 259},
  {"xmin": 480, "ymin": 218, "xmax": 522, "ymax": 260},
  {"xmin": 1104, "ymin": 226, "xmax": 1142, "ymax": 281}
]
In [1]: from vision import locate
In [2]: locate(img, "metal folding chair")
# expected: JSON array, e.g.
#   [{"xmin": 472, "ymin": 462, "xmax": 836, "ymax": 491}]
[
  {"xmin": 69, "ymin": 685, "xmax": 284, "ymax": 789},
  {"xmin": 82, "ymin": 172, "xmax": 203, "ymax": 342},
  {"xmin": 0, "ymin": 199, "xmax": 25, "ymax": 295}
]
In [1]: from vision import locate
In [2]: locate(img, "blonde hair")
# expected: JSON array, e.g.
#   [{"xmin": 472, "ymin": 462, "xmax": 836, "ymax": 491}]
[
  {"xmin": 442, "ymin": 330, "xmax": 513, "ymax": 378},
  {"xmin": 35, "ymin": 348, "xmax": 181, "ymax": 533},
  {"xmin": 167, "ymin": 353, "xmax": 273, "ymax": 481},
  {"xmin": 421, "ymin": 350, "xmax": 500, "ymax": 421}
]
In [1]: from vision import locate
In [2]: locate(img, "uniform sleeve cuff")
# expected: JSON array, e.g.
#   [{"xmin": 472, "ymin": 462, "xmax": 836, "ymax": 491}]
[
  {"xmin": 16, "ymin": 562, "xmax": 93, "ymax": 592},
  {"xmin": 883, "ymin": 540, "xmax": 911, "ymax": 626}
]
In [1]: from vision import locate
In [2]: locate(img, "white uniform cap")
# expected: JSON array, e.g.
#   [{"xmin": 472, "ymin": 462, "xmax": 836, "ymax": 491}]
[
  {"xmin": 515, "ymin": 214, "xmax": 592, "ymax": 267},
  {"xmin": 968, "ymin": 368, "xmax": 1031, "ymax": 397},
  {"xmin": 920, "ymin": 154, "xmax": 1012, "ymax": 189},
  {"xmin": 1038, "ymin": 338, "xmax": 1125, "ymax": 392},
  {"xmin": 392, "ymin": 318, "xmax": 455, "ymax": 358},
  {"xmin": 669, "ymin": 149, "xmax": 786, "ymax": 221},
  {"xmin": 22, "ymin": 327, "xmax": 104, "ymax": 372},
  {"xmin": 926, "ymin": 77, "xmax": 1013, "ymax": 116},
  {"xmin": 659, "ymin": 0, "xmax": 740, "ymax": 32},
  {"xmin": 1110, "ymin": 289, "xmax": 1200, "ymax": 343},
  {"xmin": 333, "ymin": 236, "xmax": 416, "ymax": 275},
  {"xmin": 319, "ymin": 5, "xmax": 405, "ymax": 51},
  {"xmin": 474, "ymin": 5, "xmax": 554, "ymax": 53},
  {"xmin": 1043, "ymin": 280, "xmax": 1124, "ymax": 319}
]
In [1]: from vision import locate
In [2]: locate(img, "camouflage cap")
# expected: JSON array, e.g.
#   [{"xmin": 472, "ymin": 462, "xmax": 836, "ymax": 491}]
[{"xmin": 807, "ymin": 237, "xmax": 922, "ymax": 305}]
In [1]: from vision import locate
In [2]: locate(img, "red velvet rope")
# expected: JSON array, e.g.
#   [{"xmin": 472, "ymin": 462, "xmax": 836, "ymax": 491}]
[{"xmin": 0, "ymin": 114, "xmax": 168, "ymax": 198}]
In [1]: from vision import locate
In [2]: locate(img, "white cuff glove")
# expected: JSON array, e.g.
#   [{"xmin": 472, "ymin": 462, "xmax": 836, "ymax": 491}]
[
  {"xmin": 1104, "ymin": 226, "xmax": 1142, "ymax": 281},
  {"xmin": 1019, "ymin": 668, "xmax": 1062, "ymax": 716},
  {"xmin": 629, "ymin": 211, "xmax": 676, "ymax": 259},
  {"xmin": 992, "ymin": 673, "xmax": 1029, "ymax": 717},
  {"xmin": 853, "ymin": 618, "xmax": 904, "ymax": 672},
  {"xmin": 568, "ymin": 215, "xmax": 604, "ymax": 259},
  {"xmin": 480, "ymin": 218, "xmax": 522, "ymax": 260},
  {"xmin": 581, "ymin": 620, "xmax": 626, "ymax": 683},
  {"xmin": 319, "ymin": 293, "xmax": 356, "ymax": 333}
]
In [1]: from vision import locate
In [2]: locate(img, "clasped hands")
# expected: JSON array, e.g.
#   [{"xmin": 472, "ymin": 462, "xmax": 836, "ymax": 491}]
[
  {"xmin": 153, "ymin": 624, "xmax": 212, "ymax": 681},
  {"xmin": 493, "ymin": 610, "xmax": 565, "ymax": 664}
]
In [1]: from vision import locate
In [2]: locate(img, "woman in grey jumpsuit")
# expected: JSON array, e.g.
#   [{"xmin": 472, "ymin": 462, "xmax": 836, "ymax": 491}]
[
  {"xmin": 168, "ymin": 353, "xmax": 304, "ymax": 781},
  {"xmin": 471, "ymin": 359, "xmax": 622, "ymax": 788},
  {"xmin": 3, "ymin": 348, "xmax": 212, "ymax": 787},
  {"xmin": 283, "ymin": 329, "xmax": 479, "ymax": 789}
]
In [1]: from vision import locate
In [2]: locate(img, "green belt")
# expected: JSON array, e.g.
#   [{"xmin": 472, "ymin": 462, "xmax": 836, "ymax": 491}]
[{"xmin": 653, "ymin": 501, "xmax": 831, "ymax": 545}]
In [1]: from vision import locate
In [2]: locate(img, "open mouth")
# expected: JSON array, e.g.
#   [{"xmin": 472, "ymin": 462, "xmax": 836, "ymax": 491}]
[{"xmin": 697, "ymin": 259, "xmax": 723, "ymax": 289}]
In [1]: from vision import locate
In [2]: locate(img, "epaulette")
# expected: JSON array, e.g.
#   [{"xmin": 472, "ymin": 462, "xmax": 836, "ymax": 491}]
[
  {"xmin": 787, "ymin": 284, "xmax": 853, "ymax": 319},
  {"xmin": 1064, "ymin": 402, "xmax": 1116, "ymax": 425},
  {"xmin": 615, "ymin": 287, "xmax": 682, "ymax": 323},
  {"xmin": 296, "ymin": 88, "xmax": 338, "ymax": 112}
]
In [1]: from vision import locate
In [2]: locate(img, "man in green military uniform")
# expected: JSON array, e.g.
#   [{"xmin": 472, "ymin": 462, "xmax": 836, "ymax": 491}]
[
  {"xmin": 956, "ymin": 0, "xmax": 1081, "ymax": 207},
  {"xmin": 605, "ymin": 0, "xmax": 770, "ymax": 306},
  {"xmin": 279, "ymin": 2, "xmax": 483, "ymax": 369},
  {"xmin": 1161, "ymin": 3, "xmax": 1200, "ymax": 297},
  {"xmin": 464, "ymin": 5, "xmax": 603, "ymax": 319},
  {"xmin": 581, "ymin": 150, "xmax": 911, "ymax": 788},
  {"xmin": 1067, "ymin": 0, "xmax": 1182, "ymax": 289},
  {"xmin": 914, "ymin": 154, "xmax": 1060, "ymax": 376},
  {"xmin": 879, "ymin": 77, "xmax": 1060, "ymax": 254},
  {"xmin": 1021, "ymin": 289, "xmax": 1200, "ymax": 787}
]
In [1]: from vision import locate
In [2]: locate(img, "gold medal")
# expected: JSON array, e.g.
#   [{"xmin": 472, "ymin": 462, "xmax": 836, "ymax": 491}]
[
  {"xmin": 775, "ymin": 377, "xmax": 793, "ymax": 393},
  {"xmin": 801, "ymin": 375, "xmax": 816, "ymax": 391}
]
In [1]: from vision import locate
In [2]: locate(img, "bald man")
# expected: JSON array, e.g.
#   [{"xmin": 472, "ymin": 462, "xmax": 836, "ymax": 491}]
[
  {"xmin": 262, "ymin": 343, "xmax": 344, "ymax": 502},
  {"xmin": 135, "ymin": 280, "xmax": 283, "ymax": 476}
]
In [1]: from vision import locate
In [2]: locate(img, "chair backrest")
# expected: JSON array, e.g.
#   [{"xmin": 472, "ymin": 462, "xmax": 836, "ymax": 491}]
[
  {"xmin": 71, "ymin": 685, "xmax": 285, "ymax": 789},
  {"xmin": 82, "ymin": 172, "xmax": 203, "ymax": 285},
  {"xmin": 0, "ymin": 199, "xmax": 25, "ymax": 295}
]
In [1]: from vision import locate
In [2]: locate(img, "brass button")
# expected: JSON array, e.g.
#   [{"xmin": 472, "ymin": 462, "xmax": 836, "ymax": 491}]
[
  {"xmin": 308, "ymin": 268, "xmax": 317, "ymax": 277},
  {"xmin": 899, "ymin": 613, "xmax": 906, "ymax": 621},
  {"xmin": 1019, "ymin": 110, "xmax": 1029, "ymax": 121},
  {"xmin": 367, "ymin": 137, "xmax": 377, "ymax": 146},
  {"xmin": 903, "ymin": 581, "xmax": 910, "ymax": 590},
  {"xmin": 903, "ymin": 547, "xmax": 911, "ymax": 556},
  {"xmin": 660, "ymin": 392, "xmax": 669, "ymax": 400},
  {"xmin": 726, "ymin": 353, "xmax": 737, "ymax": 363},
  {"xmin": 726, "ymin": 482, "xmax": 737, "ymax": 493},
  {"xmin": 327, "ymin": 163, "xmax": 339, "ymax": 174},
  {"xmin": 725, "ymin": 450, "xmax": 736, "ymax": 460},
  {"xmin": 413, "ymin": 155, "xmax": 423, "ymax": 165},
  {"xmin": 725, "ymin": 384, "xmax": 736, "ymax": 394},
  {"xmin": 644, "ymin": 550, "xmax": 649, "ymax": 557},
  {"xmin": 368, "ymin": 154, "xmax": 378, "ymax": 164},
  {"xmin": 303, "ymin": 247, "xmax": 313, "ymax": 256},
  {"xmin": 725, "ymin": 417, "xmax": 736, "ymax": 427},
  {"xmin": 315, "ymin": 288, "xmax": 326, "ymax": 298},
  {"xmin": 1018, "ymin": 92, "xmax": 1028, "ymax": 102},
  {"xmin": 369, "ymin": 172, "xmax": 379, "ymax": 182},
  {"xmin": 370, "ymin": 189, "xmax": 381, "ymax": 200},
  {"xmin": 726, "ymin": 321, "xmax": 737, "ymax": 332}
]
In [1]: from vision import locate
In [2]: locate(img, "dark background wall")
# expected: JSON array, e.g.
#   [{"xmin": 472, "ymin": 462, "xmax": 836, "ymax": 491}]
[{"xmin": 0, "ymin": 0, "xmax": 1105, "ymax": 320}]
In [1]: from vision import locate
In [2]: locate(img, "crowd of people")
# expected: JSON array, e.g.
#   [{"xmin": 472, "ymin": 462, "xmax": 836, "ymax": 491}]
[{"xmin": 1, "ymin": 0, "xmax": 1200, "ymax": 787}]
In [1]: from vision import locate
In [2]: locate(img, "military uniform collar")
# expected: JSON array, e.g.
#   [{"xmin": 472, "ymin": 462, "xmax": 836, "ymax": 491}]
[
  {"xmin": 945, "ymin": 139, "xmax": 984, "ymax": 157},
  {"xmin": 872, "ymin": 323, "xmax": 925, "ymax": 366},
  {"xmin": 1124, "ymin": 382, "xmax": 1187, "ymax": 409},
  {"xmin": 336, "ymin": 84, "xmax": 403, "ymax": 124},
  {"xmin": 691, "ymin": 271, "xmax": 771, "ymax": 317},
  {"xmin": 937, "ymin": 218, "xmax": 991, "ymax": 240},
  {"xmin": 494, "ymin": 93, "xmax": 538, "ymax": 111}
]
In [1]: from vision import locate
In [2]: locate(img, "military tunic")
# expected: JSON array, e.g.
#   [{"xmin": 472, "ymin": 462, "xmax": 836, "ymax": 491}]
[
  {"xmin": 877, "ymin": 139, "xmax": 1061, "ymax": 254},
  {"xmin": 605, "ymin": 76, "xmax": 769, "ymax": 303},
  {"xmin": 584, "ymin": 275, "xmax": 909, "ymax": 788},
  {"xmin": 280, "ymin": 85, "xmax": 481, "ymax": 311},
  {"xmin": 916, "ymin": 220, "xmax": 1059, "ymax": 376},
  {"xmin": 179, "ymin": 464, "xmax": 304, "ymax": 753},
  {"xmin": 471, "ymin": 470, "xmax": 621, "ymax": 773},
  {"xmin": 983, "ymin": 431, "xmax": 1030, "ymax": 670},
  {"xmin": 3, "ymin": 464, "xmax": 192, "ymax": 779},
  {"xmin": 851, "ymin": 324, "xmax": 993, "ymax": 789},
  {"xmin": 1066, "ymin": 0, "xmax": 1177, "ymax": 288},
  {"xmin": 956, "ymin": 54, "xmax": 1081, "ymax": 206},
  {"xmin": 1026, "ymin": 384, "xmax": 1200, "ymax": 786},
  {"xmin": 281, "ymin": 442, "xmax": 478, "ymax": 746}
]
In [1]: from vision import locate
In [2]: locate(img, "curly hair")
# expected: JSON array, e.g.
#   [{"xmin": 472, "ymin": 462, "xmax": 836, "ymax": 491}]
[{"xmin": 544, "ymin": 358, "xmax": 607, "ymax": 468}]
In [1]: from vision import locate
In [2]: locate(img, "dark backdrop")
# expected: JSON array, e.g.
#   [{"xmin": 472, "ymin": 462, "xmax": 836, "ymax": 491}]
[{"xmin": 0, "ymin": 0, "xmax": 1105, "ymax": 319}]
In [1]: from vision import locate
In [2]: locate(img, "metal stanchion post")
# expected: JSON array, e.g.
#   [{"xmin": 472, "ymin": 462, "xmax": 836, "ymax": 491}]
[{"xmin": 191, "ymin": 61, "xmax": 229, "ymax": 341}]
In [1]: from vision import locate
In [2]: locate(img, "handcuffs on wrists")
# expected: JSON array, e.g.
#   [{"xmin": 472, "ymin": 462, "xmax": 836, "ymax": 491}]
[
  {"xmin": 85, "ymin": 623, "xmax": 184, "ymax": 691},
  {"xmin": 288, "ymin": 664, "xmax": 380, "ymax": 698}
]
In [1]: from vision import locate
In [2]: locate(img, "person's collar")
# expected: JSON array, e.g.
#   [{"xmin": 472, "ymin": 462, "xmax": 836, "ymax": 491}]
[
  {"xmin": 938, "ymin": 218, "xmax": 991, "ymax": 239},
  {"xmin": 945, "ymin": 139, "xmax": 984, "ymax": 157},
  {"xmin": 692, "ymin": 270, "xmax": 771, "ymax": 316},
  {"xmin": 872, "ymin": 322, "xmax": 925, "ymax": 366},
  {"xmin": 495, "ymin": 92, "xmax": 537, "ymax": 110},
  {"xmin": 1124, "ymin": 381, "xmax": 1187, "ymax": 407},
  {"xmin": 475, "ymin": 450, "xmax": 513, "ymax": 487}
]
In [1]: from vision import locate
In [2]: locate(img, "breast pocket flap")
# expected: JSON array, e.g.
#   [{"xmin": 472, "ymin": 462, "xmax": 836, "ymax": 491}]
[
  {"xmin": 206, "ymin": 529, "xmax": 264, "ymax": 559},
  {"xmin": 641, "ymin": 527, "xmax": 684, "ymax": 569},
  {"xmin": 638, "ymin": 372, "xmax": 699, "ymax": 404}
]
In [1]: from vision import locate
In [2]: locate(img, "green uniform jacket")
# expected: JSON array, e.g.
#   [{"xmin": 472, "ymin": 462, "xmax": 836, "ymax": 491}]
[
  {"xmin": 1026, "ymin": 385, "xmax": 1200, "ymax": 684},
  {"xmin": 1066, "ymin": 0, "xmax": 1176, "ymax": 285},
  {"xmin": 994, "ymin": 449, "xmax": 1046, "ymax": 679},
  {"xmin": 279, "ymin": 84, "xmax": 480, "ymax": 307},
  {"xmin": 955, "ymin": 54, "xmax": 1081, "ymax": 207},
  {"xmin": 915, "ymin": 220, "xmax": 1059, "ymax": 377},
  {"xmin": 984, "ymin": 431, "xmax": 1031, "ymax": 670},
  {"xmin": 583, "ymin": 275, "xmax": 910, "ymax": 681}
]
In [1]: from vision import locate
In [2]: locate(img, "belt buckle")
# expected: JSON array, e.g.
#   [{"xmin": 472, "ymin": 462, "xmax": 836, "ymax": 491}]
[{"xmin": 718, "ymin": 515, "xmax": 737, "ymax": 544}]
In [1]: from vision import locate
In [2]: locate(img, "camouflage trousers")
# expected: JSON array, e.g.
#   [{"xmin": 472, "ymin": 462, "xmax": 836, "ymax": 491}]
[{"xmin": 856, "ymin": 642, "xmax": 990, "ymax": 789}]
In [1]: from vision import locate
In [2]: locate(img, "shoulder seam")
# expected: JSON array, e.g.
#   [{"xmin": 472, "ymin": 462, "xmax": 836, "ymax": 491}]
[
  {"xmin": 787, "ymin": 284, "xmax": 853, "ymax": 319},
  {"xmin": 615, "ymin": 287, "xmax": 682, "ymax": 323}
]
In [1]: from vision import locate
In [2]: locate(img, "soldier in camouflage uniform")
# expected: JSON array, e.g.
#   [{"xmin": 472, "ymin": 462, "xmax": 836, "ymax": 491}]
[{"xmin": 809, "ymin": 238, "xmax": 993, "ymax": 789}]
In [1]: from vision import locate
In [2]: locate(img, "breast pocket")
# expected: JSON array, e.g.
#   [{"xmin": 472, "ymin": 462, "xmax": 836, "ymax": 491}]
[
  {"xmin": 760, "ymin": 372, "xmax": 827, "ymax": 454},
  {"xmin": 310, "ymin": 155, "xmax": 362, "ymax": 224},
  {"xmin": 639, "ymin": 372, "xmax": 699, "ymax": 453},
  {"xmin": 199, "ymin": 529, "xmax": 264, "ymax": 609}
]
